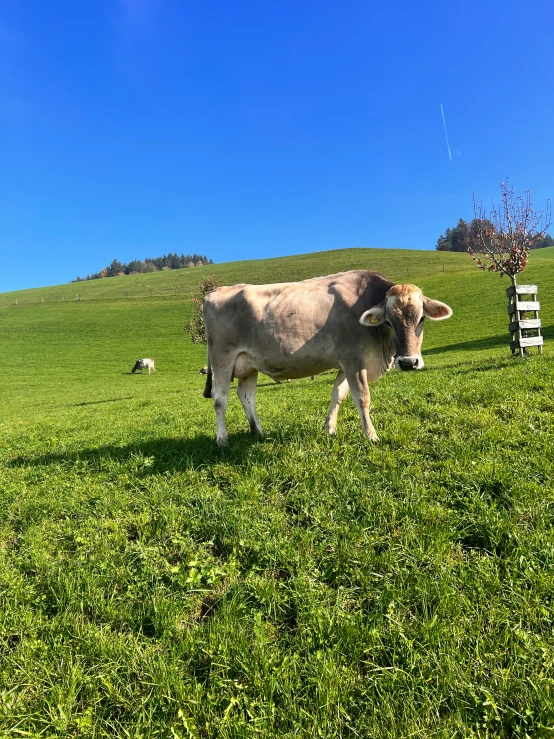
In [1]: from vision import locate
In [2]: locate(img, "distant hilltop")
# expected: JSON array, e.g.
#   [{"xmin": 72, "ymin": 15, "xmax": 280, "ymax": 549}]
[{"xmin": 72, "ymin": 253, "xmax": 214, "ymax": 282}]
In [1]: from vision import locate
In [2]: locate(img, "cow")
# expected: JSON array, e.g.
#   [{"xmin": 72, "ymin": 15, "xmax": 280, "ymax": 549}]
[
  {"xmin": 132, "ymin": 358, "xmax": 155, "ymax": 374},
  {"xmin": 202, "ymin": 270, "xmax": 452, "ymax": 445}
]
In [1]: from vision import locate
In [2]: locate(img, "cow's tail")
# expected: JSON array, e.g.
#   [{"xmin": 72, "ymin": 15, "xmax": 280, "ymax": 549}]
[{"xmin": 203, "ymin": 354, "xmax": 213, "ymax": 399}]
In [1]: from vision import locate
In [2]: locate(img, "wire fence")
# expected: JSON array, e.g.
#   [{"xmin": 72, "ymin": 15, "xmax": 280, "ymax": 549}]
[
  {"xmin": 1, "ymin": 286, "xmax": 199, "ymax": 307},
  {"xmin": 1, "ymin": 260, "xmax": 477, "ymax": 308}
]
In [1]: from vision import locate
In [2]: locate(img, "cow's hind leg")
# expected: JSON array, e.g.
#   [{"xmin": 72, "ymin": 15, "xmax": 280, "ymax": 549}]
[
  {"xmin": 344, "ymin": 368, "xmax": 379, "ymax": 441},
  {"xmin": 237, "ymin": 371, "xmax": 264, "ymax": 438},
  {"xmin": 325, "ymin": 370, "xmax": 350, "ymax": 435},
  {"xmin": 211, "ymin": 360, "xmax": 235, "ymax": 446}
]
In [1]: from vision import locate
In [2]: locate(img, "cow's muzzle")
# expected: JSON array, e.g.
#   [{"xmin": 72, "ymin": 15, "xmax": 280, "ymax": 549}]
[{"xmin": 395, "ymin": 355, "xmax": 424, "ymax": 371}]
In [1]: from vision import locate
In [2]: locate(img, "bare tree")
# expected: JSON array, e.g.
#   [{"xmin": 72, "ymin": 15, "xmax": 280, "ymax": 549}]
[{"xmin": 468, "ymin": 181, "xmax": 551, "ymax": 285}]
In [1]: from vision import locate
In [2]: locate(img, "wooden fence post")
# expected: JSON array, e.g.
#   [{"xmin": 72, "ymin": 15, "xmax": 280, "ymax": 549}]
[{"xmin": 507, "ymin": 283, "xmax": 543, "ymax": 356}]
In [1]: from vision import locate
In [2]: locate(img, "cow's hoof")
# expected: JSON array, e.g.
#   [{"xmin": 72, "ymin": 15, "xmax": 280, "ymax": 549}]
[
  {"xmin": 216, "ymin": 435, "xmax": 228, "ymax": 447},
  {"xmin": 248, "ymin": 419, "xmax": 264, "ymax": 438},
  {"xmin": 368, "ymin": 434, "xmax": 379, "ymax": 442}
]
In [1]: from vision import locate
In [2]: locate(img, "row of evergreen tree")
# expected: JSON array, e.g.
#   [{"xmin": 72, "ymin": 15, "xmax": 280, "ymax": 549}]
[
  {"xmin": 72, "ymin": 253, "xmax": 214, "ymax": 282},
  {"xmin": 436, "ymin": 218, "xmax": 554, "ymax": 252}
]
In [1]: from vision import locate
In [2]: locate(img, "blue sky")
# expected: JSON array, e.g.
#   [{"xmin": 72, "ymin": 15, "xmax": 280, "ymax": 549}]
[{"xmin": 1, "ymin": 0, "xmax": 553, "ymax": 292}]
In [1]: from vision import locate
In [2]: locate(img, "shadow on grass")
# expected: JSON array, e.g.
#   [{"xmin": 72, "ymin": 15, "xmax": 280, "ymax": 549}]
[
  {"xmin": 76, "ymin": 397, "xmax": 135, "ymax": 406},
  {"xmin": 425, "ymin": 333, "xmax": 509, "ymax": 355},
  {"xmin": 426, "ymin": 323, "xmax": 553, "ymax": 356},
  {"xmin": 8, "ymin": 433, "xmax": 269, "ymax": 474},
  {"xmin": 422, "ymin": 357, "xmax": 517, "ymax": 375}
]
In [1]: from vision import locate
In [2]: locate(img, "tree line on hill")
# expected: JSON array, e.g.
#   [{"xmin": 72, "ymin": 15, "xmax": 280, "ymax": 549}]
[
  {"xmin": 436, "ymin": 218, "xmax": 554, "ymax": 252},
  {"xmin": 72, "ymin": 253, "xmax": 214, "ymax": 282}
]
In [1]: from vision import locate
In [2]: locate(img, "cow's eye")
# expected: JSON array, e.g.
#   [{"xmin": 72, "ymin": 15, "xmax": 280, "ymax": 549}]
[{"xmin": 418, "ymin": 316, "xmax": 425, "ymax": 324}]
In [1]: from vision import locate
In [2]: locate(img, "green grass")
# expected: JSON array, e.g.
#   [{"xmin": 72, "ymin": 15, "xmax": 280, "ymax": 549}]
[{"xmin": 1, "ymin": 247, "xmax": 554, "ymax": 738}]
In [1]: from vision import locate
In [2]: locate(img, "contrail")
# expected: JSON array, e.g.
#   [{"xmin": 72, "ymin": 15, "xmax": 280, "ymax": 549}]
[{"xmin": 440, "ymin": 103, "xmax": 452, "ymax": 162}]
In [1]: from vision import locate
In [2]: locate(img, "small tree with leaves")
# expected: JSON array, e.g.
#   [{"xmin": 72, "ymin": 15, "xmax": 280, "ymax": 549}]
[
  {"xmin": 469, "ymin": 181, "xmax": 551, "ymax": 356},
  {"xmin": 468, "ymin": 181, "xmax": 551, "ymax": 285},
  {"xmin": 184, "ymin": 275, "xmax": 220, "ymax": 344}
]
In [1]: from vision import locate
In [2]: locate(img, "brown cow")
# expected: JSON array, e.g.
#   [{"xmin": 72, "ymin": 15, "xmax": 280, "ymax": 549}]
[{"xmin": 202, "ymin": 270, "xmax": 452, "ymax": 445}]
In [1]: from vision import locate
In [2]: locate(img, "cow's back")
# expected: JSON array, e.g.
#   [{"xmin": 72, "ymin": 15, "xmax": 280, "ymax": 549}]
[
  {"xmin": 204, "ymin": 270, "xmax": 391, "ymax": 331},
  {"xmin": 203, "ymin": 270, "xmax": 393, "ymax": 376}
]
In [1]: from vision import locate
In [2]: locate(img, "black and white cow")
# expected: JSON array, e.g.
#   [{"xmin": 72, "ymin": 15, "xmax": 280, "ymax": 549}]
[{"xmin": 132, "ymin": 358, "xmax": 155, "ymax": 374}]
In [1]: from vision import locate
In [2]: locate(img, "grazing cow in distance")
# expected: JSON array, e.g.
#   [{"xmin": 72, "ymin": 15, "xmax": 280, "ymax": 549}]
[
  {"xmin": 132, "ymin": 358, "xmax": 155, "ymax": 374},
  {"xmin": 202, "ymin": 270, "xmax": 452, "ymax": 445}
]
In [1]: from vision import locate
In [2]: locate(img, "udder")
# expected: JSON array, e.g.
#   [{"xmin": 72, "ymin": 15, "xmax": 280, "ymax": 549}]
[{"xmin": 232, "ymin": 352, "xmax": 257, "ymax": 380}]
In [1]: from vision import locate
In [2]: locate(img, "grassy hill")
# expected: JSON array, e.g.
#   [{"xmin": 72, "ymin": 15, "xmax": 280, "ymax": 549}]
[
  {"xmin": 0, "ymin": 247, "xmax": 479, "ymax": 305},
  {"xmin": 1, "ymin": 247, "xmax": 553, "ymax": 738}
]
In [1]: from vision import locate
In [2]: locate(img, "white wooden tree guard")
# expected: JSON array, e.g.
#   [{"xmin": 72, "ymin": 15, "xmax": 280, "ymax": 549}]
[{"xmin": 506, "ymin": 283, "xmax": 543, "ymax": 356}]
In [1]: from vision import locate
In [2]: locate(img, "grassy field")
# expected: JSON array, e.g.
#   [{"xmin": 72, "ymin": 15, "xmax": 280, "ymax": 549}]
[{"xmin": 1, "ymin": 247, "xmax": 554, "ymax": 738}]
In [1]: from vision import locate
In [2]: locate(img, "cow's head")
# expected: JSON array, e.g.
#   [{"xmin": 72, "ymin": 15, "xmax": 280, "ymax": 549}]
[{"xmin": 359, "ymin": 284, "xmax": 452, "ymax": 370}]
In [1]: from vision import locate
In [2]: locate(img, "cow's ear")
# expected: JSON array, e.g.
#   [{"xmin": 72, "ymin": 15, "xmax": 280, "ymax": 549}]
[
  {"xmin": 360, "ymin": 304, "xmax": 386, "ymax": 327},
  {"xmin": 423, "ymin": 298, "xmax": 453, "ymax": 321}
]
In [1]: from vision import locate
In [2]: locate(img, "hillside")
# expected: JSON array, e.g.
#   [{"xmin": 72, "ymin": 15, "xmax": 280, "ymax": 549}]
[
  {"xmin": 1, "ymin": 246, "xmax": 554, "ymax": 737},
  {"xmin": 1, "ymin": 246, "xmax": 553, "ymax": 421},
  {"xmin": 0, "ymin": 247, "xmax": 493, "ymax": 305}
]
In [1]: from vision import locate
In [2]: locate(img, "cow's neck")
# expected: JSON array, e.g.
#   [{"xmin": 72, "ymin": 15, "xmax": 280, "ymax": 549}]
[{"xmin": 364, "ymin": 330, "xmax": 396, "ymax": 381}]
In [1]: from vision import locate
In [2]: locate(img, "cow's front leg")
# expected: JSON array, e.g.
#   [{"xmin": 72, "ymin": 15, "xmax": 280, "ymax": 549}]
[
  {"xmin": 344, "ymin": 367, "xmax": 379, "ymax": 441},
  {"xmin": 325, "ymin": 370, "xmax": 349, "ymax": 435}
]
